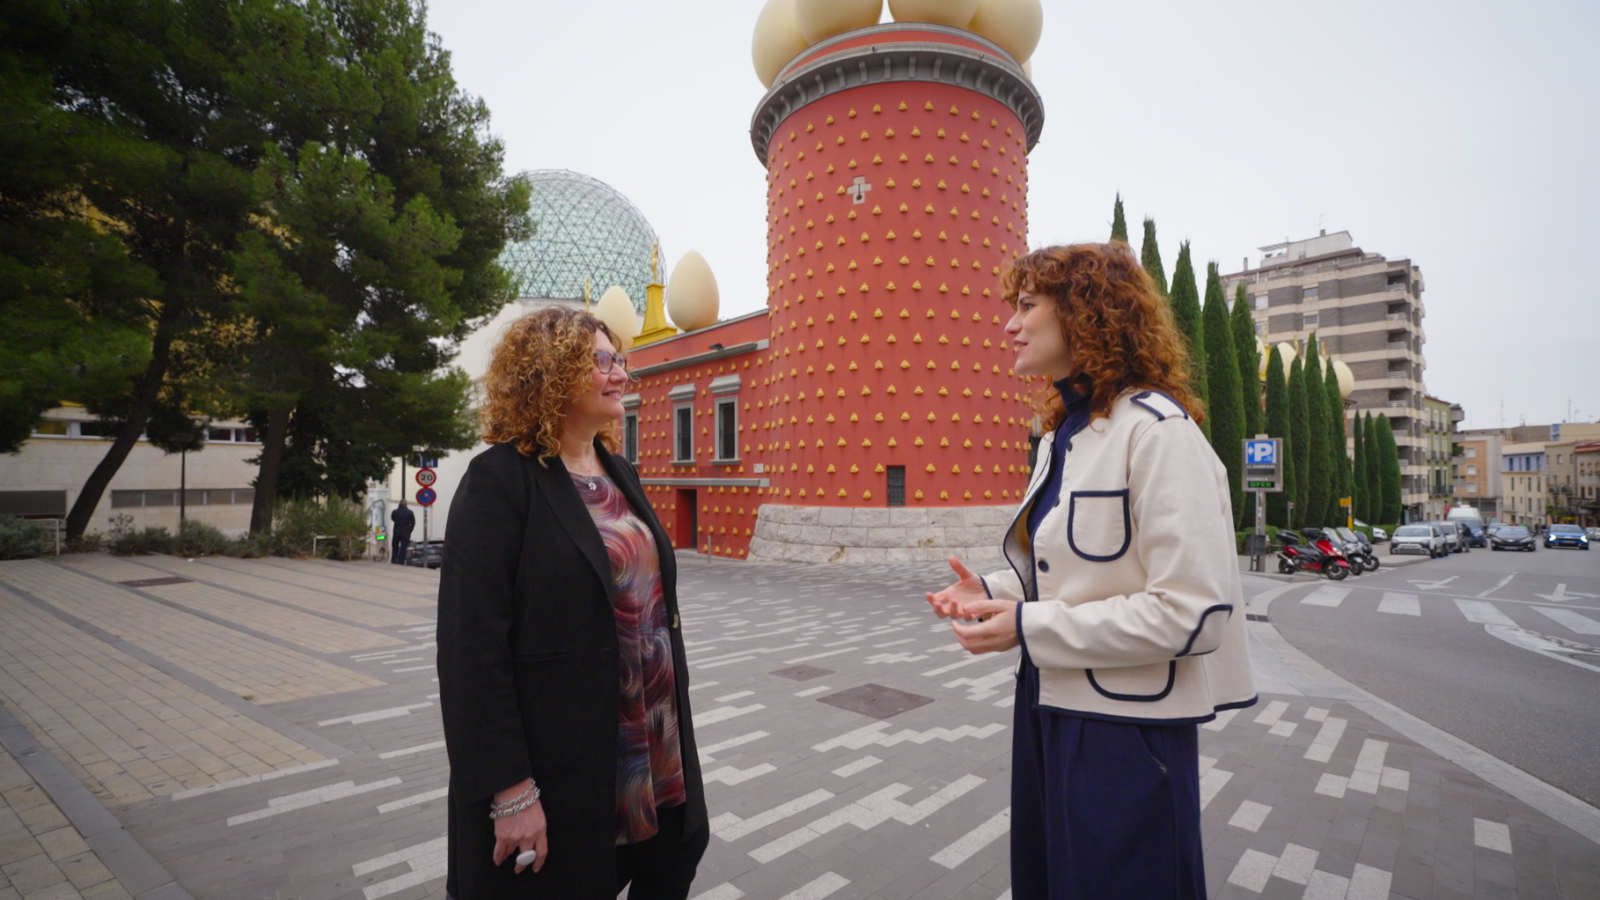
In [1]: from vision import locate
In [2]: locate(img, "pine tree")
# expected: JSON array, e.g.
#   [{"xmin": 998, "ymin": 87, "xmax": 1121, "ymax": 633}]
[
  {"xmin": 1110, "ymin": 194, "xmax": 1129, "ymax": 245},
  {"xmin": 1231, "ymin": 283, "xmax": 1262, "ymax": 440},
  {"xmin": 1170, "ymin": 242, "xmax": 1208, "ymax": 436},
  {"xmin": 1140, "ymin": 218, "xmax": 1167, "ymax": 296},
  {"xmin": 1264, "ymin": 346, "xmax": 1291, "ymax": 527},
  {"xmin": 1288, "ymin": 356, "xmax": 1309, "ymax": 527},
  {"xmin": 1323, "ymin": 359, "xmax": 1348, "ymax": 525},
  {"xmin": 1203, "ymin": 262, "xmax": 1245, "ymax": 525},
  {"xmin": 1303, "ymin": 335, "xmax": 1329, "ymax": 525},
  {"xmin": 1352, "ymin": 410, "xmax": 1369, "ymax": 523}
]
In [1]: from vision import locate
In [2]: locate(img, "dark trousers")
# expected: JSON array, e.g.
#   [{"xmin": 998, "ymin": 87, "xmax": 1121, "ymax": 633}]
[
  {"xmin": 1010, "ymin": 654, "xmax": 1206, "ymax": 900},
  {"xmin": 390, "ymin": 535, "xmax": 411, "ymax": 564},
  {"xmin": 616, "ymin": 802, "xmax": 707, "ymax": 899}
]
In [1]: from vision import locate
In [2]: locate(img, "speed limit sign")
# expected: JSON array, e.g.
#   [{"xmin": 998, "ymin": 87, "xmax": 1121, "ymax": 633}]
[{"xmin": 415, "ymin": 468, "xmax": 437, "ymax": 488}]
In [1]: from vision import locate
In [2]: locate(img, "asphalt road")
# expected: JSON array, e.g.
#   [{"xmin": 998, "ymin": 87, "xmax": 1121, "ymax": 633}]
[{"xmin": 1268, "ymin": 535, "xmax": 1600, "ymax": 808}]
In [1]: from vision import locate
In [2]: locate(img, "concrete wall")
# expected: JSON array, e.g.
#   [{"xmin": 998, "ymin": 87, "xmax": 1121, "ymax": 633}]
[{"xmin": 748, "ymin": 503, "xmax": 1011, "ymax": 563}]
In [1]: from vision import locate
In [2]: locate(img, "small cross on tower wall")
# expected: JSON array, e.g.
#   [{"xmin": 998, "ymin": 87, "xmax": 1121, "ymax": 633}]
[{"xmin": 848, "ymin": 176, "xmax": 872, "ymax": 204}]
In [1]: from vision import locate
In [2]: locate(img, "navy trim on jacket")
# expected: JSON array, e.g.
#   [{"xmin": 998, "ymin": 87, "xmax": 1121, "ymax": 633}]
[
  {"xmin": 1130, "ymin": 389, "xmax": 1190, "ymax": 420},
  {"xmin": 1086, "ymin": 662, "xmax": 1178, "ymax": 702},
  {"xmin": 1175, "ymin": 604, "xmax": 1235, "ymax": 658},
  {"xmin": 1065, "ymin": 489, "xmax": 1133, "ymax": 562}
]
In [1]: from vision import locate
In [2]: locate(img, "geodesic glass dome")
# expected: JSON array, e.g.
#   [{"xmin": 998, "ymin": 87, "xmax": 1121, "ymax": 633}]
[{"xmin": 498, "ymin": 170, "xmax": 661, "ymax": 313}]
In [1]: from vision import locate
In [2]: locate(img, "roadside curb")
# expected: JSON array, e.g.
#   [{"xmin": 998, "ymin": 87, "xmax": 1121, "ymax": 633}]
[{"xmin": 1244, "ymin": 579, "xmax": 1600, "ymax": 847}]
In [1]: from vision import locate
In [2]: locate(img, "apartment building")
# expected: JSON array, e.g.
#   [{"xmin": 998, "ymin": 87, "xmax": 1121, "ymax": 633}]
[
  {"xmin": 1576, "ymin": 441, "xmax": 1600, "ymax": 527},
  {"xmin": 1453, "ymin": 431, "xmax": 1502, "ymax": 520},
  {"xmin": 1501, "ymin": 442, "xmax": 1546, "ymax": 526},
  {"xmin": 1226, "ymin": 231, "xmax": 1428, "ymax": 520},
  {"xmin": 1422, "ymin": 395, "xmax": 1463, "ymax": 518}
]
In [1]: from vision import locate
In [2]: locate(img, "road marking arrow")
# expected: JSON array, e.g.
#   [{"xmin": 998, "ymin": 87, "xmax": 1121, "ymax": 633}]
[
  {"xmin": 1407, "ymin": 575, "xmax": 1459, "ymax": 591},
  {"xmin": 1533, "ymin": 583, "xmax": 1600, "ymax": 603}
]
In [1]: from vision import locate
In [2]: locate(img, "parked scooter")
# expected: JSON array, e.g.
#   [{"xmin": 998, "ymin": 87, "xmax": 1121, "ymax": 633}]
[
  {"xmin": 1334, "ymin": 526, "xmax": 1380, "ymax": 572},
  {"xmin": 1305, "ymin": 527, "xmax": 1366, "ymax": 576},
  {"xmin": 1277, "ymin": 530, "xmax": 1351, "ymax": 580}
]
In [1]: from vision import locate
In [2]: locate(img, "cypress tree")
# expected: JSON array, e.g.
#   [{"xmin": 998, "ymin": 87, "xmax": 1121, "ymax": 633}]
[
  {"xmin": 1367, "ymin": 413, "xmax": 1387, "ymax": 523},
  {"xmin": 1231, "ymin": 283, "xmax": 1262, "ymax": 441},
  {"xmin": 1302, "ymin": 335, "xmax": 1329, "ymax": 525},
  {"xmin": 1352, "ymin": 410, "xmax": 1369, "ymax": 523},
  {"xmin": 1203, "ymin": 263, "xmax": 1245, "ymax": 526},
  {"xmin": 1140, "ymin": 218, "xmax": 1167, "ymax": 296},
  {"xmin": 1323, "ymin": 359, "xmax": 1348, "ymax": 524},
  {"xmin": 1170, "ymin": 242, "xmax": 1208, "ymax": 436},
  {"xmin": 1110, "ymin": 194, "xmax": 1129, "ymax": 245},
  {"xmin": 1381, "ymin": 415, "xmax": 1404, "ymax": 524},
  {"xmin": 1288, "ymin": 356, "xmax": 1309, "ymax": 526},
  {"xmin": 1264, "ymin": 346, "xmax": 1291, "ymax": 527}
]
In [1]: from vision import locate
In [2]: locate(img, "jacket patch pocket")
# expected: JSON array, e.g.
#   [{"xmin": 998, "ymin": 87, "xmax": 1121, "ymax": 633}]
[
  {"xmin": 1086, "ymin": 661, "xmax": 1177, "ymax": 702},
  {"xmin": 1066, "ymin": 489, "xmax": 1131, "ymax": 562}
]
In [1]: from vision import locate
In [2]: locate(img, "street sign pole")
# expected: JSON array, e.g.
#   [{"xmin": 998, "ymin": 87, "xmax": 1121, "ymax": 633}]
[{"xmin": 1243, "ymin": 435, "xmax": 1284, "ymax": 573}]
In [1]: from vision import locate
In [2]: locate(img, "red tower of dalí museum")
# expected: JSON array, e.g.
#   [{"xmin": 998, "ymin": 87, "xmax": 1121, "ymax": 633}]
[{"xmin": 624, "ymin": 0, "xmax": 1046, "ymax": 563}]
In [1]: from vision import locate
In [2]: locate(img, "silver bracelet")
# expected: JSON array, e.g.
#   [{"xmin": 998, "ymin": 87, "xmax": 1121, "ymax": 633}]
[
  {"xmin": 490, "ymin": 781, "xmax": 537, "ymax": 811},
  {"xmin": 489, "ymin": 784, "xmax": 541, "ymax": 819}
]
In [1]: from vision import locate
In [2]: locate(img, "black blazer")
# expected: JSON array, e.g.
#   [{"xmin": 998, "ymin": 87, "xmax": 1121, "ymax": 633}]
[{"xmin": 437, "ymin": 439, "xmax": 706, "ymax": 898}]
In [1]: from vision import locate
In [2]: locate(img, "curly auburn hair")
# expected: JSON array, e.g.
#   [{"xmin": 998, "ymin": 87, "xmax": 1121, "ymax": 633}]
[
  {"xmin": 1002, "ymin": 242, "xmax": 1205, "ymax": 431},
  {"xmin": 479, "ymin": 306, "xmax": 622, "ymax": 464}
]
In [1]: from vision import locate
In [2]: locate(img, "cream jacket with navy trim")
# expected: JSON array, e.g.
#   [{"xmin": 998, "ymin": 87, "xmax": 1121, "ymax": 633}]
[{"xmin": 981, "ymin": 389, "xmax": 1256, "ymax": 724}]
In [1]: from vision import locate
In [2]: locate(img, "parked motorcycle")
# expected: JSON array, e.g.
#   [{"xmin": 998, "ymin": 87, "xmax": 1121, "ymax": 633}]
[
  {"xmin": 1306, "ymin": 527, "xmax": 1367, "ymax": 576},
  {"xmin": 1334, "ymin": 526, "xmax": 1380, "ymax": 572},
  {"xmin": 1277, "ymin": 530, "xmax": 1351, "ymax": 580}
]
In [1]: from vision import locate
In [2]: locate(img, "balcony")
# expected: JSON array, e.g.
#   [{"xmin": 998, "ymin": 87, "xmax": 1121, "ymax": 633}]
[
  {"xmin": 1386, "ymin": 341, "xmax": 1410, "ymax": 351},
  {"xmin": 1386, "ymin": 371, "xmax": 1409, "ymax": 380},
  {"xmin": 1385, "ymin": 311, "xmax": 1409, "ymax": 321},
  {"xmin": 1387, "ymin": 400, "xmax": 1408, "ymax": 408}
]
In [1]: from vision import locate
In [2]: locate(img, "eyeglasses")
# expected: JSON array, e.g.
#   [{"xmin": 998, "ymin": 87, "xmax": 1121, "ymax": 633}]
[{"xmin": 594, "ymin": 350, "xmax": 637, "ymax": 380}]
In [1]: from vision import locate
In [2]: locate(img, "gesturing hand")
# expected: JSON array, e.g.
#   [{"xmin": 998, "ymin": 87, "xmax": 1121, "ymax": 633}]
[
  {"xmin": 491, "ymin": 780, "xmax": 548, "ymax": 875},
  {"xmin": 925, "ymin": 556, "xmax": 989, "ymax": 621},
  {"xmin": 951, "ymin": 598, "xmax": 1021, "ymax": 654}
]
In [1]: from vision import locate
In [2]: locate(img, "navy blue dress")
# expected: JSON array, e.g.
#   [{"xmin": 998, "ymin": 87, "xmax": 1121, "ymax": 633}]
[{"xmin": 1009, "ymin": 380, "xmax": 1206, "ymax": 900}]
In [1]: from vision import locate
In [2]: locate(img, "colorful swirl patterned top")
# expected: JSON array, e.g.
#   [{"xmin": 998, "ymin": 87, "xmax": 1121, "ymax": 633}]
[{"xmin": 570, "ymin": 472, "xmax": 685, "ymax": 844}]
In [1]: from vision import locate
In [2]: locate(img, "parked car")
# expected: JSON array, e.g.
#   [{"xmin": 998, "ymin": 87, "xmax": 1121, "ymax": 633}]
[
  {"xmin": 1451, "ymin": 517, "xmax": 1488, "ymax": 547},
  {"xmin": 1450, "ymin": 520, "xmax": 1474, "ymax": 552},
  {"xmin": 406, "ymin": 539, "xmax": 443, "ymax": 568},
  {"xmin": 1544, "ymin": 524, "xmax": 1591, "ymax": 551},
  {"xmin": 1353, "ymin": 519, "xmax": 1387, "ymax": 542},
  {"xmin": 1490, "ymin": 526, "xmax": 1536, "ymax": 552},
  {"xmin": 1426, "ymin": 521, "xmax": 1465, "ymax": 554},
  {"xmin": 1390, "ymin": 523, "xmax": 1445, "ymax": 557},
  {"xmin": 1586, "ymin": 526, "xmax": 1600, "ymax": 542}
]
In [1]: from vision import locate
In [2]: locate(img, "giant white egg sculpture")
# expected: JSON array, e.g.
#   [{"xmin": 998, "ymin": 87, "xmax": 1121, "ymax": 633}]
[
  {"xmin": 966, "ymin": 0, "xmax": 1042, "ymax": 63},
  {"xmin": 667, "ymin": 251, "xmax": 721, "ymax": 332},
  {"xmin": 1274, "ymin": 342, "xmax": 1298, "ymax": 379},
  {"xmin": 1332, "ymin": 359, "xmax": 1355, "ymax": 399},
  {"xmin": 795, "ymin": 0, "xmax": 883, "ymax": 45},
  {"xmin": 753, "ymin": 0, "xmax": 810, "ymax": 89},
  {"xmin": 888, "ymin": 0, "xmax": 980, "ymax": 27},
  {"xmin": 595, "ymin": 285, "xmax": 640, "ymax": 350}
]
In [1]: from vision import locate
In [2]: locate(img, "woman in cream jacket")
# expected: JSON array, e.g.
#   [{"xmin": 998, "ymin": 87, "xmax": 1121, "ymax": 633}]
[{"xmin": 927, "ymin": 242, "xmax": 1256, "ymax": 900}]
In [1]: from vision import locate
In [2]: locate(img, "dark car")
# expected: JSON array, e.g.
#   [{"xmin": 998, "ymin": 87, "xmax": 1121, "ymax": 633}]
[
  {"xmin": 406, "ymin": 539, "xmax": 443, "ymax": 568},
  {"xmin": 1450, "ymin": 520, "xmax": 1474, "ymax": 552},
  {"xmin": 1452, "ymin": 517, "xmax": 1488, "ymax": 547},
  {"xmin": 1490, "ymin": 526, "xmax": 1535, "ymax": 552},
  {"xmin": 1545, "ymin": 524, "xmax": 1591, "ymax": 550}
]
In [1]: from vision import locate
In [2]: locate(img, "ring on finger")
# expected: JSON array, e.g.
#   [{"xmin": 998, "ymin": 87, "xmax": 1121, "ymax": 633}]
[{"xmin": 516, "ymin": 849, "xmax": 538, "ymax": 868}]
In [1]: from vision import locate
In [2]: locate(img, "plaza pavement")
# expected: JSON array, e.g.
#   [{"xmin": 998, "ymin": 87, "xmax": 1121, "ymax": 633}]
[{"xmin": 0, "ymin": 551, "xmax": 1595, "ymax": 899}]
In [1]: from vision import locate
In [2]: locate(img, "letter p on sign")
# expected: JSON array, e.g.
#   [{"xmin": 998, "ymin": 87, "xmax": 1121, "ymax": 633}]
[{"xmin": 1247, "ymin": 440, "xmax": 1276, "ymax": 465}]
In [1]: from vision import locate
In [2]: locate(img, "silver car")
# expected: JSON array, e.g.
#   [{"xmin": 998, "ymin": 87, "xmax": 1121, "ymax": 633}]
[{"xmin": 1390, "ymin": 523, "xmax": 1444, "ymax": 557}]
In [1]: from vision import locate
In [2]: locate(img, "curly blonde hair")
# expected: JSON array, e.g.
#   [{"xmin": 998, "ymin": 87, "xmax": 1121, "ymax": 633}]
[
  {"xmin": 1002, "ymin": 243, "xmax": 1205, "ymax": 431},
  {"xmin": 479, "ymin": 306, "xmax": 622, "ymax": 463}
]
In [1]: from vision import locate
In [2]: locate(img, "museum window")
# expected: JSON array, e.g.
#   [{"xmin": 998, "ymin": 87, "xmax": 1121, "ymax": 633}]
[
  {"xmin": 886, "ymin": 466, "xmax": 906, "ymax": 507},
  {"xmin": 716, "ymin": 400, "xmax": 738, "ymax": 462},
  {"xmin": 674, "ymin": 405, "xmax": 694, "ymax": 462},
  {"xmin": 623, "ymin": 412, "xmax": 639, "ymax": 463}
]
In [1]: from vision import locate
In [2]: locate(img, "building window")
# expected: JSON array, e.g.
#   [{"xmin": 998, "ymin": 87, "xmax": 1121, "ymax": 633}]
[
  {"xmin": 887, "ymin": 466, "xmax": 906, "ymax": 507},
  {"xmin": 716, "ymin": 400, "xmax": 738, "ymax": 461},
  {"xmin": 110, "ymin": 488, "xmax": 253, "ymax": 508},
  {"xmin": 1303, "ymin": 313, "xmax": 1319, "ymax": 329},
  {"xmin": 623, "ymin": 413, "xmax": 639, "ymax": 463},
  {"xmin": 674, "ymin": 405, "xmax": 693, "ymax": 462},
  {"xmin": 1466, "ymin": 465, "xmax": 1477, "ymax": 476},
  {"xmin": 1303, "ymin": 286, "xmax": 1319, "ymax": 302},
  {"xmin": 1464, "ymin": 447, "xmax": 1476, "ymax": 458},
  {"xmin": 1465, "ymin": 483, "xmax": 1477, "ymax": 494},
  {"xmin": 1253, "ymin": 293, "xmax": 1268, "ymax": 311}
]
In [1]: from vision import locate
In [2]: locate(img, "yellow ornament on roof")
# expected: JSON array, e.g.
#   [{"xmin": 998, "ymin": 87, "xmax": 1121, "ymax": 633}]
[
  {"xmin": 888, "ymin": 0, "xmax": 980, "ymax": 27},
  {"xmin": 795, "ymin": 0, "xmax": 883, "ymax": 44},
  {"xmin": 752, "ymin": 0, "xmax": 809, "ymax": 88},
  {"xmin": 966, "ymin": 0, "xmax": 1043, "ymax": 63}
]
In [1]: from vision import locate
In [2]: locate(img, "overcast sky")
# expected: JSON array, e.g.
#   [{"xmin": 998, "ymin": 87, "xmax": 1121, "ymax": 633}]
[{"xmin": 424, "ymin": 0, "xmax": 1599, "ymax": 431}]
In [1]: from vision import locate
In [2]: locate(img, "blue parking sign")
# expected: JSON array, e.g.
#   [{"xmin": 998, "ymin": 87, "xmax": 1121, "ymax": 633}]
[{"xmin": 1246, "ymin": 440, "xmax": 1277, "ymax": 465}]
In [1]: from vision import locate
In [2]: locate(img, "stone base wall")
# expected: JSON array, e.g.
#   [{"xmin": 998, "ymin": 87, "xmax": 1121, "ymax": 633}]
[{"xmin": 747, "ymin": 505, "xmax": 1014, "ymax": 564}]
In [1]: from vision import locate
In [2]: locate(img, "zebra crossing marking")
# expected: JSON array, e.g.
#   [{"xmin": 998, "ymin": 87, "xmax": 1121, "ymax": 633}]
[{"xmin": 1377, "ymin": 592, "xmax": 1420, "ymax": 616}]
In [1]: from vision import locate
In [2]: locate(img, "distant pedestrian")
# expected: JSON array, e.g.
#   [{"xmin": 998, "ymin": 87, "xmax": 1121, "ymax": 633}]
[
  {"xmin": 926, "ymin": 243, "xmax": 1257, "ymax": 900},
  {"xmin": 437, "ymin": 307, "xmax": 707, "ymax": 899},
  {"xmin": 389, "ymin": 501, "xmax": 415, "ymax": 565}
]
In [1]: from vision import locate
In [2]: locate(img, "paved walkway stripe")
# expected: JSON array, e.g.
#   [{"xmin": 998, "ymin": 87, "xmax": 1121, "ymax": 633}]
[
  {"xmin": 355, "ymin": 836, "xmax": 447, "ymax": 900},
  {"xmin": 318, "ymin": 703, "xmax": 432, "ymax": 727},
  {"xmin": 1225, "ymin": 848, "xmax": 1277, "ymax": 891},
  {"xmin": 690, "ymin": 884, "xmax": 745, "ymax": 900},
  {"xmin": 170, "ymin": 759, "xmax": 340, "ymax": 800},
  {"xmin": 227, "ymin": 777, "xmax": 401, "ymax": 825},
  {"xmin": 1474, "ymin": 817, "xmax": 1513, "ymax": 853},
  {"xmin": 1378, "ymin": 592, "xmax": 1421, "ymax": 616},
  {"xmin": 931, "ymin": 806, "xmax": 1010, "ymax": 868},
  {"xmin": 378, "ymin": 741, "xmax": 445, "ymax": 760},
  {"xmin": 376, "ymin": 787, "xmax": 448, "ymax": 814},
  {"xmin": 1304, "ymin": 716, "xmax": 1348, "ymax": 763},
  {"xmin": 777, "ymin": 872, "xmax": 849, "ymax": 900},
  {"xmin": 1455, "ymin": 599, "xmax": 1517, "ymax": 626},
  {"xmin": 1228, "ymin": 799, "xmax": 1271, "ymax": 832},
  {"xmin": 699, "ymin": 731, "xmax": 769, "ymax": 762},
  {"xmin": 704, "ymin": 763, "xmax": 776, "ymax": 785},
  {"xmin": 1534, "ymin": 606, "xmax": 1600, "ymax": 635},
  {"xmin": 795, "ymin": 684, "xmax": 832, "ymax": 697},
  {"xmin": 831, "ymin": 755, "xmax": 882, "ymax": 778},
  {"xmin": 710, "ymin": 789, "xmax": 834, "ymax": 841},
  {"xmin": 1300, "ymin": 585, "xmax": 1350, "ymax": 607},
  {"xmin": 693, "ymin": 704, "xmax": 765, "ymax": 727}
]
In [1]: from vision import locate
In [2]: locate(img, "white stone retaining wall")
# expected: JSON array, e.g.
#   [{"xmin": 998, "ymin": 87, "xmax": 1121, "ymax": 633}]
[{"xmin": 747, "ymin": 504, "xmax": 1015, "ymax": 564}]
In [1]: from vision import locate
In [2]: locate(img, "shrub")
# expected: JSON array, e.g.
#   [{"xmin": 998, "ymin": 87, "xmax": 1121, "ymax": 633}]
[
  {"xmin": 173, "ymin": 520, "xmax": 233, "ymax": 557},
  {"xmin": 111, "ymin": 525, "xmax": 175, "ymax": 556},
  {"xmin": 1235, "ymin": 524, "xmax": 1281, "ymax": 555},
  {"xmin": 0, "ymin": 516, "xmax": 51, "ymax": 560},
  {"xmin": 66, "ymin": 531, "xmax": 106, "ymax": 554},
  {"xmin": 272, "ymin": 497, "xmax": 369, "ymax": 560}
]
